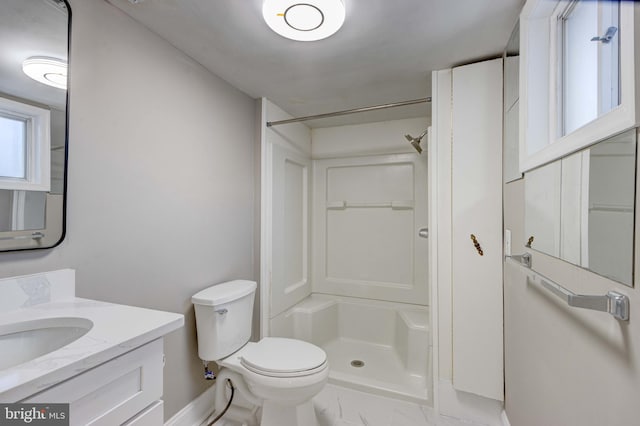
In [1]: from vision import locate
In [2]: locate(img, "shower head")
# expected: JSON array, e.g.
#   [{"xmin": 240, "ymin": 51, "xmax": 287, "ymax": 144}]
[{"xmin": 405, "ymin": 129, "xmax": 428, "ymax": 154}]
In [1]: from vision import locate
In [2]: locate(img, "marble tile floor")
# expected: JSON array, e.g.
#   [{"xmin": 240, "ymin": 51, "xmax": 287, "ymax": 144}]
[{"xmin": 206, "ymin": 384, "xmax": 487, "ymax": 426}]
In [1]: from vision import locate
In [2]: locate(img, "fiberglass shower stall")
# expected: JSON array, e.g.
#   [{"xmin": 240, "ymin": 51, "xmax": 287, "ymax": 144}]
[{"xmin": 258, "ymin": 98, "xmax": 432, "ymax": 403}]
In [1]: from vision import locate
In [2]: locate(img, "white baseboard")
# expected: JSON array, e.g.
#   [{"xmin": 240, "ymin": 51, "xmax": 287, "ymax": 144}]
[
  {"xmin": 438, "ymin": 379, "xmax": 504, "ymax": 426},
  {"xmin": 165, "ymin": 385, "xmax": 216, "ymax": 426},
  {"xmin": 501, "ymin": 409, "xmax": 511, "ymax": 426}
]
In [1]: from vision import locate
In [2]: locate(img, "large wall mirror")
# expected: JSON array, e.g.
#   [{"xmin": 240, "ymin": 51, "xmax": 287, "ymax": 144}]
[
  {"xmin": 525, "ymin": 129, "xmax": 637, "ymax": 286},
  {"xmin": 0, "ymin": 0, "xmax": 70, "ymax": 251}
]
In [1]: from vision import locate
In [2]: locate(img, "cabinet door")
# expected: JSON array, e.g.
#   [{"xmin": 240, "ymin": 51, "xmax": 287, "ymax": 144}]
[
  {"xmin": 123, "ymin": 400, "xmax": 163, "ymax": 426},
  {"xmin": 451, "ymin": 58, "xmax": 504, "ymax": 401},
  {"xmin": 24, "ymin": 340, "xmax": 164, "ymax": 425}
]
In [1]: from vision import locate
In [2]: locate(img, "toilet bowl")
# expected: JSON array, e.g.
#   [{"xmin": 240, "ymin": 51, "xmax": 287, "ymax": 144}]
[
  {"xmin": 192, "ymin": 280, "xmax": 328, "ymax": 426},
  {"xmin": 220, "ymin": 337, "xmax": 329, "ymax": 425}
]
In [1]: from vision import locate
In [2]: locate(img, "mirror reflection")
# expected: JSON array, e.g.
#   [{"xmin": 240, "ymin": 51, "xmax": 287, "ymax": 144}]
[
  {"xmin": 525, "ymin": 129, "xmax": 637, "ymax": 286},
  {"xmin": 503, "ymin": 21, "xmax": 521, "ymax": 183},
  {"xmin": 0, "ymin": 0, "xmax": 68, "ymax": 249}
]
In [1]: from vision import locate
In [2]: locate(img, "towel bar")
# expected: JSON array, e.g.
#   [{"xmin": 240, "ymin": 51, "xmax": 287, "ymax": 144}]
[{"xmin": 506, "ymin": 254, "xmax": 629, "ymax": 321}]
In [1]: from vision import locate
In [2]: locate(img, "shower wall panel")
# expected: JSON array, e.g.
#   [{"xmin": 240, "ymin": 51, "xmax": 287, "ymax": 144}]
[
  {"xmin": 270, "ymin": 144, "xmax": 311, "ymax": 317},
  {"xmin": 261, "ymin": 99, "xmax": 313, "ymax": 322},
  {"xmin": 312, "ymin": 154, "xmax": 428, "ymax": 305}
]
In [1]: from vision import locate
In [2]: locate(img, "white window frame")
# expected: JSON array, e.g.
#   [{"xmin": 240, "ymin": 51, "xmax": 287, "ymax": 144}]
[
  {"xmin": 519, "ymin": 0, "xmax": 637, "ymax": 173},
  {"xmin": 0, "ymin": 96, "xmax": 50, "ymax": 191}
]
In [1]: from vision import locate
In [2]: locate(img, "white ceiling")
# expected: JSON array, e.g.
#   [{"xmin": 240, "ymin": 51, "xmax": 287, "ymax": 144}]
[{"xmin": 110, "ymin": 0, "xmax": 524, "ymax": 127}]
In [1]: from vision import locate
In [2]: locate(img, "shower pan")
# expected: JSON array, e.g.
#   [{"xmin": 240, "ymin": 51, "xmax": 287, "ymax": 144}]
[{"xmin": 271, "ymin": 294, "xmax": 431, "ymax": 403}]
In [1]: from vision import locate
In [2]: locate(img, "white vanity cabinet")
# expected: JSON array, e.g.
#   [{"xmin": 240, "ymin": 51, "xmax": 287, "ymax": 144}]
[
  {"xmin": 23, "ymin": 339, "xmax": 165, "ymax": 426},
  {"xmin": 0, "ymin": 270, "xmax": 183, "ymax": 426}
]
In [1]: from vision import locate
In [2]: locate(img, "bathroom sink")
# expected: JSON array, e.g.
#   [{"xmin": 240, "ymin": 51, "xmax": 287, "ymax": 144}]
[{"xmin": 0, "ymin": 317, "xmax": 93, "ymax": 371}]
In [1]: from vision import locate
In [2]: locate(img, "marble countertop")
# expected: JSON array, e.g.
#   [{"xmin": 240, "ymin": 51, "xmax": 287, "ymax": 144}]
[{"xmin": 0, "ymin": 297, "xmax": 184, "ymax": 401}]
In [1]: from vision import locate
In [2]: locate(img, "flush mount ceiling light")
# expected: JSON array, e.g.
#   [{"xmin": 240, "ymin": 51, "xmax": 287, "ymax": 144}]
[
  {"xmin": 263, "ymin": 0, "xmax": 346, "ymax": 41},
  {"xmin": 22, "ymin": 57, "xmax": 68, "ymax": 90}
]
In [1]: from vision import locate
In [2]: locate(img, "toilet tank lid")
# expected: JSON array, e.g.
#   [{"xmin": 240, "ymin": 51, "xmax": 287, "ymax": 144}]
[{"xmin": 192, "ymin": 280, "xmax": 257, "ymax": 306}]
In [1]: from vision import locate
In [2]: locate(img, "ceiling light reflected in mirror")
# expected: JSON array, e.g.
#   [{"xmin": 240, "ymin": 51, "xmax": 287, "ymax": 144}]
[{"xmin": 22, "ymin": 57, "xmax": 68, "ymax": 90}]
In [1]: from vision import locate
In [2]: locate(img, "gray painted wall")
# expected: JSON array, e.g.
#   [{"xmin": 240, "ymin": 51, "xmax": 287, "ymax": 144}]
[
  {"xmin": 503, "ymin": 138, "xmax": 640, "ymax": 425},
  {"xmin": 0, "ymin": 0, "xmax": 257, "ymax": 419}
]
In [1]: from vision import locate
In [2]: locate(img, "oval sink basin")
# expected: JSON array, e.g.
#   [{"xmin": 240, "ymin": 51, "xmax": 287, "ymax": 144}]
[{"xmin": 0, "ymin": 317, "xmax": 93, "ymax": 371}]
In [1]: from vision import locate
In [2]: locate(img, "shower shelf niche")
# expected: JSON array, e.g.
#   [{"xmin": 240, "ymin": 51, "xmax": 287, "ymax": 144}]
[{"xmin": 326, "ymin": 200, "xmax": 414, "ymax": 210}]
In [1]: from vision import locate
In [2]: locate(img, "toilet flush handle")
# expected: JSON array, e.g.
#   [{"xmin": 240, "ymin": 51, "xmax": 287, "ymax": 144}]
[{"xmin": 215, "ymin": 308, "xmax": 228, "ymax": 315}]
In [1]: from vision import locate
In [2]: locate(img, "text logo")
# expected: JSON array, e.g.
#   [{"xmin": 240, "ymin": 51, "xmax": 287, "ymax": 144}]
[{"xmin": 0, "ymin": 404, "xmax": 69, "ymax": 425}]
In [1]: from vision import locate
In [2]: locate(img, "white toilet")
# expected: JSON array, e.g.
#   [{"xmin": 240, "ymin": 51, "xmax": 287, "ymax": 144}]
[{"xmin": 192, "ymin": 280, "xmax": 329, "ymax": 426}]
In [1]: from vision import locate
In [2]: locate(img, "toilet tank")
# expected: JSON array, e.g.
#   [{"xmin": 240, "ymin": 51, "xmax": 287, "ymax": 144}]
[{"xmin": 192, "ymin": 280, "xmax": 257, "ymax": 361}]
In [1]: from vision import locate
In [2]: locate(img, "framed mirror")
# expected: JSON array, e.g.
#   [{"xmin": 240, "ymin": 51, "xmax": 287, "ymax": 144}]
[
  {"xmin": 525, "ymin": 129, "xmax": 637, "ymax": 286},
  {"xmin": 0, "ymin": 0, "xmax": 70, "ymax": 251}
]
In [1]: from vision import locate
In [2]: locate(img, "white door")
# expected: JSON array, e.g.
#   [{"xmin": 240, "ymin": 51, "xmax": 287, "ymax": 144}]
[{"xmin": 451, "ymin": 58, "xmax": 504, "ymax": 401}]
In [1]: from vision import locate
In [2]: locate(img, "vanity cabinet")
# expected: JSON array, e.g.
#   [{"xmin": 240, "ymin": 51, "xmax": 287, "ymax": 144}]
[{"xmin": 23, "ymin": 339, "xmax": 165, "ymax": 426}]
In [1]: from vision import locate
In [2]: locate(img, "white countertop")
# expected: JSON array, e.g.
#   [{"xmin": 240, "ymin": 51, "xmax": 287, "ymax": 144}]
[{"xmin": 0, "ymin": 297, "xmax": 184, "ymax": 401}]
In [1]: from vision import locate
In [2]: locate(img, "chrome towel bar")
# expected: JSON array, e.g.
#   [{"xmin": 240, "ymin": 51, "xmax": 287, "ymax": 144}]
[
  {"xmin": 506, "ymin": 254, "xmax": 630, "ymax": 321},
  {"xmin": 527, "ymin": 273, "xmax": 629, "ymax": 321}
]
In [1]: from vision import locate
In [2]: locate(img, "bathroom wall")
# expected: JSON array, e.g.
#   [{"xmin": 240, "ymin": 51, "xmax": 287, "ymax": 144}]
[
  {"xmin": 0, "ymin": 0, "xmax": 256, "ymax": 419},
  {"xmin": 0, "ymin": 191, "xmax": 12, "ymax": 230},
  {"xmin": 311, "ymin": 117, "xmax": 427, "ymax": 158},
  {"xmin": 50, "ymin": 108, "xmax": 66, "ymax": 194},
  {"xmin": 503, "ymin": 131, "xmax": 640, "ymax": 425}
]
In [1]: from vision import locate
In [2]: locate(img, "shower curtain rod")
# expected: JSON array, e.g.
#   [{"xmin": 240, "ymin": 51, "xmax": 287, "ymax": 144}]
[{"xmin": 266, "ymin": 97, "xmax": 431, "ymax": 127}]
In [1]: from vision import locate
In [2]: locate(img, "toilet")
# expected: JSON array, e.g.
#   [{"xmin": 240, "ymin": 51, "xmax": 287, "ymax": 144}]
[{"xmin": 192, "ymin": 280, "xmax": 328, "ymax": 426}]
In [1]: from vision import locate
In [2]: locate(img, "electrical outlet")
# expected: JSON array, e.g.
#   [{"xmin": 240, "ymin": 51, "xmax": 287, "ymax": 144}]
[{"xmin": 504, "ymin": 229, "xmax": 512, "ymax": 256}]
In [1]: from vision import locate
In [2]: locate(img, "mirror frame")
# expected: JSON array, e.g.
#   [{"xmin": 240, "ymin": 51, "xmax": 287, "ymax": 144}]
[{"xmin": 0, "ymin": 0, "xmax": 71, "ymax": 252}]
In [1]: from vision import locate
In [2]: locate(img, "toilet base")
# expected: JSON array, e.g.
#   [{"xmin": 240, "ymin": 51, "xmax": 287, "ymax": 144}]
[{"xmin": 260, "ymin": 400, "xmax": 319, "ymax": 426}]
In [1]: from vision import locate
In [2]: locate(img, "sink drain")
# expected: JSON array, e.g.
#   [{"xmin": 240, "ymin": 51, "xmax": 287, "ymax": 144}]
[{"xmin": 350, "ymin": 360, "xmax": 365, "ymax": 368}]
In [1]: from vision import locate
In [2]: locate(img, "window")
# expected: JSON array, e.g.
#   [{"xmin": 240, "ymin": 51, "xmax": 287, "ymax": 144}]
[
  {"xmin": 560, "ymin": 0, "xmax": 620, "ymax": 135},
  {"xmin": 0, "ymin": 97, "xmax": 50, "ymax": 191},
  {"xmin": 520, "ymin": 0, "xmax": 636, "ymax": 173},
  {"xmin": 0, "ymin": 113, "xmax": 27, "ymax": 179}
]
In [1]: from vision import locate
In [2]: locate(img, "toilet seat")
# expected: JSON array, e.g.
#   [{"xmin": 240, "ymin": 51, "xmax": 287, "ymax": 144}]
[{"xmin": 239, "ymin": 337, "xmax": 327, "ymax": 378}]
